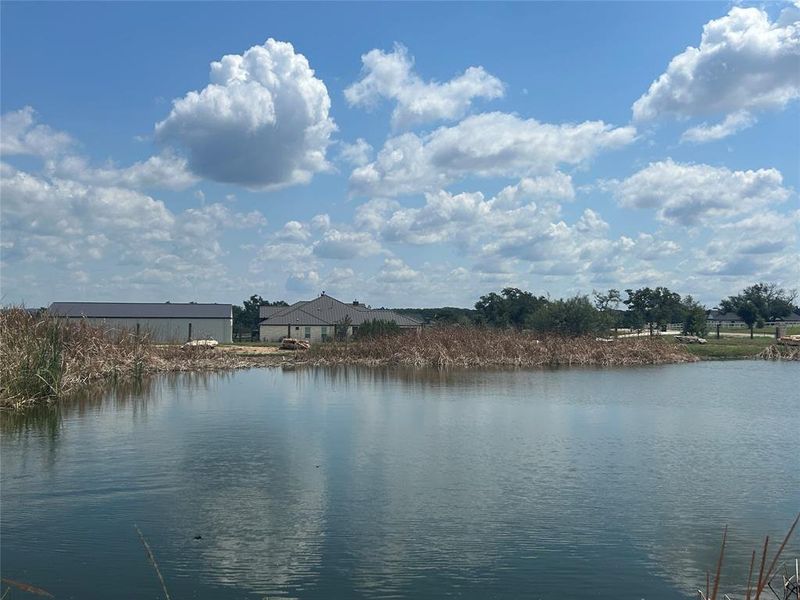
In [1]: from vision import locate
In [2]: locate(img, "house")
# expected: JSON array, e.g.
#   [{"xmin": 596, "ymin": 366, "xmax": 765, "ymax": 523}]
[
  {"xmin": 706, "ymin": 310, "xmax": 746, "ymax": 328},
  {"xmin": 707, "ymin": 309, "xmax": 800, "ymax": 329},
  {"xmin": 48, "ymin": 302, "xmax": 233, "ymax": 343},
  {"xmin": 259, "ymin": 294, "xmax": 422, "ymax": 342},
  {"xmin": 767, "ymin": 312, "xmax": 800, "ymax": 326}
]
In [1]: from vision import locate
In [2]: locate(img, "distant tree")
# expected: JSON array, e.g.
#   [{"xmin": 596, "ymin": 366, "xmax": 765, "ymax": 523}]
[
  {"xmin": 719, "ymin": 283, "xmax": 797, "ymax": 338},
  {"xmin": 527, "ymin": 295, "xmax": 604, "ymax": 336},
  {"xmin": 680, "ymin": 295, "xmax": 708, "ymax": 337},
  {"xmin": 233, "ymin": 295, "xmax": 288, "ymax": 338},
  {"xmin": 475, "ymin": 287, "xmax": 548, "ymax": 328},
  {"xmin": 593, "ymin": 288, "xmax": 622, "ymax": 334},
  {"xmin": 624, "ymin": 286, "xmax": 682, "ymax": 335},
  {"xmin": 624, "ymin": 287, "xmax": 656, "ymax": 335},
  {"xmin": 651, "ymin": 287, "xmax": 683, "ymax": 331}
]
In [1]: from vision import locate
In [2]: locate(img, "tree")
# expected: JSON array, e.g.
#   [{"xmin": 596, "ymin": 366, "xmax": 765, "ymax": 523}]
[
  {"xmin": 474, "ymin": 287, "xmax": 548, "ymax": 328},
  {"xmin": 335, "ymin": 314, "xmax": 352, "ymax": 342},
  {"xmin": 719, "ymin": 283, "xmax": 797, "ymax": 338},
  {"xmin": 527, "ymin": 295, "xmax": 604, "ymax": 336},
  {"xmin": 233, "ymin": 295, "xmax": 288, "ymax": 338},
  {"xmin": 624, "ymin": 287, "xmax": 656, "ymax": 335},
  {"xmin": 680, "ymin": 295, "xmax": 708, "ymax": 337},
  {"xmin": 593, "ymin": 289, "xmax": 622, "ymax": 334},
  {"xmin": 624, "ymin": 287, "xmax": 682, "ymax": 335}
]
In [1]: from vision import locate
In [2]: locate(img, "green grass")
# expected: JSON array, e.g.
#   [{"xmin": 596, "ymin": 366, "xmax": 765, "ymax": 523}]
[
  {"xmin": 715, "ymin": 325, "xmax": 800, "ymax": 335},
  {"xmin": 678, "ymin": 335, "xmax": 773, "ymax": 359}
]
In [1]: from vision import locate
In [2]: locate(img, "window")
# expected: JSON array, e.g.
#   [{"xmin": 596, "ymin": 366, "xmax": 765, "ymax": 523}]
[
  {"xmin": 295, "ymin": 326, "xmax": 300, "ymax": 331},
  {"xmin": 304, "ymin": 326, "xmax": 311, "ymax": 339},
  {"xmin": 321, "ymin": 326, "xmax": 328, "ymax": 341}
]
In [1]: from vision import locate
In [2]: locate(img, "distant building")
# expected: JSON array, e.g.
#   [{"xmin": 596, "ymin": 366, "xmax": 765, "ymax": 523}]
[
  {"xmin": 259, "ymin": 294, "xmax": 422, "ymax": 342},
  {"xmin": 706, "ymin": 310, "xmax": 745, "ymax": 328},
  {"xmin": 48, "ymin": 302, "xmax": 233, "ymax": 343},
  {"xmin": 707, "ymin": 309, "xmax": 800, "ymax": 328}
]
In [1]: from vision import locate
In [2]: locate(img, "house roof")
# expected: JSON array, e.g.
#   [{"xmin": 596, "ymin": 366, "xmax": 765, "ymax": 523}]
[
  {"xmin": 707, "ymin": 311, "xmax": 743, "ymax": 322},
  {"xmin": 259, "ymin": 294, "xmax": 422, "ymax": 327},
  {"xmin": 49, "ymin": 302, "xmax": 232, "ymax": 319}
]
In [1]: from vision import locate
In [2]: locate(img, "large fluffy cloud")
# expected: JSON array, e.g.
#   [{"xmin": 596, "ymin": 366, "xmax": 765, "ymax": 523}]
[
  {"xmin": 613, "ymin": 159, "xmax": 792, "ymax": 226},
  {"xmin": 633, "ymin": 4, "xmax": 800, "ymax": 139},
  {"xmin": 350, "ymin": 112, "xmax": 636, "ymax": 196},
  {"xmin": 344, "ymin": 43, "xmax": 504, "ymax": 129},
  {"xmin": 156, "ymin": 39, "xmax": 336, "ymax": 189}
]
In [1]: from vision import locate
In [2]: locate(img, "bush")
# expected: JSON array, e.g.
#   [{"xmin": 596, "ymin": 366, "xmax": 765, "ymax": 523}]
[{"xmin": 353, "ymin": 319, "xmax": 401, "ymax": 339}]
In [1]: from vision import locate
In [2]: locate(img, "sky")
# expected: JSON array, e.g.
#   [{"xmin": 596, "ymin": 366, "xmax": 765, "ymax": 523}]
[{"xmin": 1, "ymin": 1, "xmax": 798, "ymax": 309}]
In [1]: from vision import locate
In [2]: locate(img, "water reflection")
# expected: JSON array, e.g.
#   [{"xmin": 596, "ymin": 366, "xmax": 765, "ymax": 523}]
[{"xmin": 1, "ymin": 363, "xmax": 798, "ymax": 599}]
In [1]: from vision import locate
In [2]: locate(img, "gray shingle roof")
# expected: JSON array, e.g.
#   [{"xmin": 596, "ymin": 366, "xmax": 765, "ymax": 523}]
[
  {"xmin": 707, "ymin": 311, "xmax": 743, "ymax": 321},
  {"xmin": 49, "ymin": 302, "xmax": 232, "ymax": 319},
  {"xmin": 259, "ymin": 295, "xmax": 421, "ymax": 327}
]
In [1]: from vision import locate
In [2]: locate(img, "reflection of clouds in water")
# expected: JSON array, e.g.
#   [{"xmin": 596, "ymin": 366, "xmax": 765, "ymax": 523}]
[
  {"xmin": 315, "ymin": 367, "xmax": 609, "ymax": 594},
  {"xmin": 4, "ymin": 365, "xmax": 797, "ymax": 599},
  {"xmin": 168, "ymin": 376, "xmax": 328, "ymax": 598},
  {"xmin": 187, "ymin": 480, "xmax": 325, "ymax": 596},
  {"xmin": 293, "ymin": 365, "xmax": 800, "ymax": 596}
]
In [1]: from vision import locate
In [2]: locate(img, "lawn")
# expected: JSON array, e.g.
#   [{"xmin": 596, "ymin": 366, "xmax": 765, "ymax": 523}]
[
  {"xmin": 714, "ymin": 325, "xmax": 800, "ymax": 335},
  {"xmin": 677, "ymin": 335, "xmax": 773, "ymax": 360}
]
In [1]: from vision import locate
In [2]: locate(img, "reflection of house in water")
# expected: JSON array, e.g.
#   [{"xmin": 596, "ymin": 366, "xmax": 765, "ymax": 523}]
[{"xmin": 48, "ymin": 301, "xmax": 233, "ymax": 343}]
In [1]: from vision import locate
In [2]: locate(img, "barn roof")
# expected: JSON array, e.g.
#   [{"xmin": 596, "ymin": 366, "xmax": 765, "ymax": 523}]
[{"xmin": 48, "ymin": 302, "xmax": 232, "ymax": 319}]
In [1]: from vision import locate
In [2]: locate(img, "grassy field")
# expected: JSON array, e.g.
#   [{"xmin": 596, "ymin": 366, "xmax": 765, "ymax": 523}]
[
  {"xmin": 677, "ymin": 335, "xmax": 773, "ymax": 359},
  {"xmin": 714, "ymin": 325, "xmax": 800, "ymax": 335}
]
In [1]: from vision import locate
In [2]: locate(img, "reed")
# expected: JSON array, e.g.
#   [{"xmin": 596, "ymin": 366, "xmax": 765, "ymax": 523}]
[
  {"xmin": 0, "ymin": 309, "xmax": 280, "ymax": 409},
  {"xmin": 699, "ymin": 513, "xmax": 799, "ymax": 600},
  {"xmin": 305, "ymin": 326, "xmax": 697, "ymax": 368}
]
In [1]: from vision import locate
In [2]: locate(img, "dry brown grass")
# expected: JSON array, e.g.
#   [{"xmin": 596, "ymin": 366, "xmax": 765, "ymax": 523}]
[
  {"xmin": 0, "ymin": 309, "xmax": 281, "ymax": 409},
  {"xmin": 305, "ymin": 326, "xmax": 697, "ymax": 368},
  {"xmin": 758, "ymin": 344, "xmax": 800, "ymax": 361}
]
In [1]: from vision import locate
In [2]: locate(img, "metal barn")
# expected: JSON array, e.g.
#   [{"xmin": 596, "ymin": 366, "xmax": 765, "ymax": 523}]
[{"xmin": 48, "ymin": 302, "xmax": 233, "ymax": 343}]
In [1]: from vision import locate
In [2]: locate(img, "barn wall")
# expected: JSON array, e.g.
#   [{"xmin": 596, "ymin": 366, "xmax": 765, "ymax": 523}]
[{"xmin": 67, "ymin": 317, "xmax": 232, "ymax": 343}]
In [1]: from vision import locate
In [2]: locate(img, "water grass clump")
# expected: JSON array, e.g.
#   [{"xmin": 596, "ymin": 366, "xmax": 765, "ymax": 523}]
[
  {"xmin": 305, "ymin": 326, "xmax": 697, "ymax": 368},
  {"xmin": 0, "ymin": 309, "xmax": 283, "ymax": 409}
]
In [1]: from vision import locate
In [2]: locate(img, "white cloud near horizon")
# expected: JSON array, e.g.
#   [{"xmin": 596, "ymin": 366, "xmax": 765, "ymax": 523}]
[
  {"xmin": 349, "ymin": 112, "xmax": 636, "ymax": 197},
  {"xmin": 156, "ymin": 38, "xmax": 336, "ymax": 189},
  {"xmin": 0, "ymin": 164, "xmax": 266, "ymax": 290},
  {"xmin": 345, "ymin": 43, "xmax": 505, "ymax": 129},
  {"xmin": 633, "ymin": 4, "xmax": 800, "ymax": 141}
]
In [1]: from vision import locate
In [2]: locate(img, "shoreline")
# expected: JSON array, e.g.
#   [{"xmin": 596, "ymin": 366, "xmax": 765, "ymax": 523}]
[{"xmin": 3, "ymin": 316, "xmax": 797, "ymax": 411}]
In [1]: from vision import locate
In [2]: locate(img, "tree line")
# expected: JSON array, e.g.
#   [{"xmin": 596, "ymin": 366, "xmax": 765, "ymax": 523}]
[{"xmin": 232, "ymin": 283, "xmax": 797, "ymax": 339}]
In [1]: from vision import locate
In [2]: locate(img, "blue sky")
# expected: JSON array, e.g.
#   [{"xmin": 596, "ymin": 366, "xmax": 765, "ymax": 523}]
[{"xmin": 1, "ymin": 1, "xmax": 798, "ymax": 308}]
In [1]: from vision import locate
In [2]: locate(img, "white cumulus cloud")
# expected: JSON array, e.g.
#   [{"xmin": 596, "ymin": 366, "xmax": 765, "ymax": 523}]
[
  {"xmin": 350, "ymin": 112, "xmax": 636, "ymax": 197},
  {"xmin": 345, "ymin": 43, "xmax": 504, "ymax": 129},
  {"xmin": 633, "ymin": 4, "xmax": 800, "ymax": 140},
  {"xmin": 680, "ymin": 110, "xmax": 757, "ymax": 144},
  {"xmin": 0, "ymin": 107, "xmax": 74, "ymax": 157},
  {"xmin": 156, "ymin": 39, "xmax": 336, "ymax": 189},
  {"xmin": 613, "ymin": 159, "xmax": 792, "ymax": 226}
]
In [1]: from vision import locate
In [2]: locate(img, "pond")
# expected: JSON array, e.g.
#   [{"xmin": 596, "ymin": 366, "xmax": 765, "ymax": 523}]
[{"xmin": 1, "ymin": 361, "xmax": 798, "ymax": 599}]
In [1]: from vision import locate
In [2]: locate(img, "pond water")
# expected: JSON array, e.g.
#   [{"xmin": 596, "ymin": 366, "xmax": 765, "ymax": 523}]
[{"xmin": 1, "ymin": 361, "xmax": 798, "ymax": 599}]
